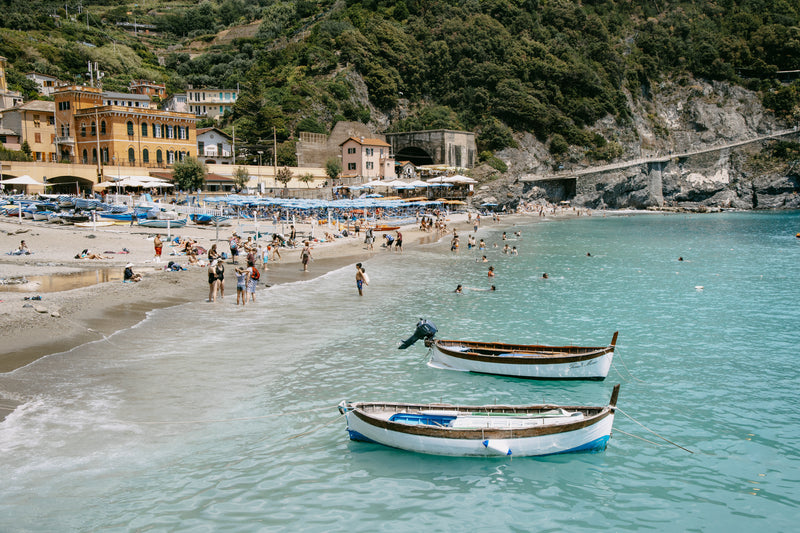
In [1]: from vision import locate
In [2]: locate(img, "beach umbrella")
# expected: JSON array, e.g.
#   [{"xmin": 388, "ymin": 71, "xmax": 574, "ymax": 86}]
[{"xmin": 408, "ymin": 180, "xmax": 430, "ymax": 187}]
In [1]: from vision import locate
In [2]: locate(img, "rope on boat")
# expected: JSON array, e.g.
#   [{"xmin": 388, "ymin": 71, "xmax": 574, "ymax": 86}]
[
  {"xmin": 614, "ymin": 428, "xmax": 663, "ymax": 448},
  {"xmin": 286, "ymin": 412, "xmax": 346, "ymax": 441},
  {"xmin": 613, "ymin": 346, "xmax": 645, "ymax": 383},
  {"xmin": 616, "ymin": 407, "xmax": 694, "ymax": 454}
]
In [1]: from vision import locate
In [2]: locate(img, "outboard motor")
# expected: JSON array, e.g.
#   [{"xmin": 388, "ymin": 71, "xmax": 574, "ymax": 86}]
[{"xmin": 398, "ymin": 319, "xmax": 437, "ymax": 349}]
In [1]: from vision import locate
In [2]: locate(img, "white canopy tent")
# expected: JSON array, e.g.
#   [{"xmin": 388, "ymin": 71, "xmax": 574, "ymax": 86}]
[{"xmin": 0, "ymin": 175, "xmax": 40, "ymax": 186}]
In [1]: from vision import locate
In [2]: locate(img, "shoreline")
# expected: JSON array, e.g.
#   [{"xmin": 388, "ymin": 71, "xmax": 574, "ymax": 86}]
[{"xmin": 0, "ymin": 207, "xmax": 596, "ymax": 419}]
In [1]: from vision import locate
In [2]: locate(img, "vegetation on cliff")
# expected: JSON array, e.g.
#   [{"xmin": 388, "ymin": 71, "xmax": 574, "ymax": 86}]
[{"xmin": 2, "ymin": 0, "xmax": 799, "ymax": 162}]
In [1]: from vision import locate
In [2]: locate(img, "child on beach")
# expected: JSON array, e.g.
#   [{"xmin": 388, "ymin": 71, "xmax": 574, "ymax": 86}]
[{"xmin": 235, "ymin": 266, "xmax": 250, "ymax": 306}]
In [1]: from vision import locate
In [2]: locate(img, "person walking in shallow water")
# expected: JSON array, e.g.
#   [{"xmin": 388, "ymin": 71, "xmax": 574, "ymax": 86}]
[
  {"xmin": 301, "ymin": 241, "xmax": 312, "ymax": 271},
  {"xmin": 355, "ymin": 263, "xmax": 369, "ymax": 296}
]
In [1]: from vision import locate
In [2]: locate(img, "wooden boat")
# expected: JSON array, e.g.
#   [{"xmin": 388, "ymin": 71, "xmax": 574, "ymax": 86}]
[
  {"xmin": 399, "ymin": 320, "xmax": 618, "ymax": 380},
  {"xmin": 338, "ymin": 384, "xmax": 620, "ymax": 457},
  {"xmin": 137, "ymin": 218, "xmax": 187, "ymax": 229}
]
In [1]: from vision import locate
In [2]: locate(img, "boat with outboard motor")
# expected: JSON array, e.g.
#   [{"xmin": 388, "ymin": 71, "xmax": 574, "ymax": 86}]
[
  {"xmin": 399, "ymin": 319, "xmax": 618, "ymax": 380},
  {"xmin": 337, "ymin": 384, "xmax": 620, "ymax": 457}
]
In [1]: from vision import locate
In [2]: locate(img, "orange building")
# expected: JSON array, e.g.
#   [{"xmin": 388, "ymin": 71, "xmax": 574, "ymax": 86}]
[{"xmin": 53, "ymin": 85, "xmax": 196, "ymax": 177}]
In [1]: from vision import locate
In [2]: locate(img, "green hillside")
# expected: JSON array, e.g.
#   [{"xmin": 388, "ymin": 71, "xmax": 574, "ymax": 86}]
[{"xmin": 2, "ymin": 0, "xmax": 799, "ymax": 164}]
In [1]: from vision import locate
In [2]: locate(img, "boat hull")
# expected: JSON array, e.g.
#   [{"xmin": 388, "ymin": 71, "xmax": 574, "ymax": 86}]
[
  {"xmin": 427, "ymin": 334, "xmax": 616, "ymax": 380},
  {"xmin": 339, "ymin": 395, "xmax": 618, "ymax": 457},
  {"xmin": 137, "ymin": 218, "xmax": 187, "ymax": 228}
]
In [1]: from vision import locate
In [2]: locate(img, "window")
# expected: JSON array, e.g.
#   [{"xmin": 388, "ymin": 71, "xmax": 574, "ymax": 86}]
[
  {"xmin": 82, "ymin": 149, "xmax": 88, "ymax": 164},
  {"xmin": 33, "ymin": 114, "xmax": 40, "ymax": 127},
  {"xmin": 128, "ymin": 147, "xmax": 135, "ymax": 163},
  {"xmin": 348, "ymin": 163, "xmax": 356, "ymax": 170},
  {"xmin": 156, "ymin": 149, "xmax": 163, "ymax": 164},
  {"xmin": 127, "ymin": 121, "xmax": 134, "ymax": 136},
  {"xmin": 198, "ymin": 141, "xmax": 204, "ymax": 155},
  {"xmin": 49, "ymin": 116, "xmax": 54, "ymax": 125},
  {"xmin": 142, "ymin": 149, "xmax": 149, "ymax": 164},
  {"xmin": 91, "ymin": 122, "xmax": 96, "ymax": 136},
  {"xmin": 58, "ymin": 101, "xmax": 70, "ymax": 111},
  {"xmin": 366, "ymin": 162, "xmax": 374, "ymax": 170},
  {"xmin": 101, "ymin": 121, "xmax": 106, "ymax": 134},
  {"xmin": 366, "ymin": 148, "xmax": 374, "ymax": 156},
  {"xmin": 347, "ymin": 147, "xmax": 356, "ymax": 154},
  {"xmin": 92, "ymin": 148, "xmax": 97, "ymax": 164},
  {"xmin": 80, "ymin": 123, "xmax": 86, "ymax": 137},
  {"xmin": 153, "ymin": 124, "xmax": 161, "ymax": 138},
  {"xmin": 34, "ymin": 133, "xmax": 41, "ymax": 143},
  {"xmin": 141, "ymin": 122, "xmax": 148, "ymax": 137},
  {"xmin": 217, "ymin": 143, "xmax": 223, "ymax": 156},
  {"xmin": 102, "ymin": 147, "xmax": 109, "ymax": 163},
  {"xmin": 166, "ymin": 125, "xmax": 173, "ymax": 139}
]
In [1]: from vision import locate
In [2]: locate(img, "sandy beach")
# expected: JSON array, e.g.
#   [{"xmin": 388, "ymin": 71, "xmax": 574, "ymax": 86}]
[
  {"xmin": 0, "ymin": 211, "xmax": 519, "ymax": 371},
  {"xmin": 0, "ymin": 206, "xmax": 592, "ymax": 421}
]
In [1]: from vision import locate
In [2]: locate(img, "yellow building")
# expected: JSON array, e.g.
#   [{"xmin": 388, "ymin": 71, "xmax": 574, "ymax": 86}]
[
  {"xmin": 53, "ymin": 85, "xmax": 196, "ymax": 178},
  {"xmin": 0, "ymin": 100, "xmax": 56, "ymax": 161}
]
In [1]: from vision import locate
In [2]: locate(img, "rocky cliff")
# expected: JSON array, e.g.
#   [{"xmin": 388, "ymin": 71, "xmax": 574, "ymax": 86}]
[{"xmin": 476, "ymin": 80, "xmax": 800, "ymax": 211}]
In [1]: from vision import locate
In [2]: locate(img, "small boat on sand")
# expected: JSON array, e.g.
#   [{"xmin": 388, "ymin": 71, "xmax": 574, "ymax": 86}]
[
  {"xmin": 399, "ymin": 320, "xmax": 618, "ymax": 380},
  {"xmin": 338, "ymin": 384, "xmax": 620, "ymax": 457},
  {"xmin": 137, "ymin": 218, "xmax": 187, "ymax": 229}
]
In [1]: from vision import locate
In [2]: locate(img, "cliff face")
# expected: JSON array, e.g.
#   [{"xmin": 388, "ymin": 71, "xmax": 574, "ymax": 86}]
[{"xmin": 480, "ymin": 80, "xmax": 800, "ymax": 211}]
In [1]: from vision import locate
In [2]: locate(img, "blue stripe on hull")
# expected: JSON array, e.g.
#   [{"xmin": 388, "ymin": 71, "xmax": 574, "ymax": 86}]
[
  {"xmin": 540, "ymin": 435, "xmax": 610, "ymax": 456},
  {"xmin": 347, "ymin": 429, "xmax": 378, "ymax": 444}
]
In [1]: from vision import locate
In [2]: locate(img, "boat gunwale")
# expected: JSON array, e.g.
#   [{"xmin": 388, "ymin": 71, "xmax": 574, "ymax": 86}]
[
  {"xmin": 433, "ymin": 339, "xmax": 614, "ymax": 365},
  {"xmin": 348, "ymin": 402, "xmax": 614, "ymax": 440}
]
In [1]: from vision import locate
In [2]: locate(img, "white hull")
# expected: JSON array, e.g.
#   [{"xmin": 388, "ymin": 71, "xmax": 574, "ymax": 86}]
[
  {"xmin": 343, "ymin": 407, "xmax": 615, "ymax": 457},
  {"xmin": 429, "ymin": 344, "xmax": 613, "ymax": 380}
]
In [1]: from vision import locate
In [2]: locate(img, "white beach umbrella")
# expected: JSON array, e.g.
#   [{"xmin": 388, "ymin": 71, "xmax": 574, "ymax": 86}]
[
  {"xmin": 1, "ymin": 175, "xmax": 40, "ymax": 185},
  {"xmin": 443, "ymin": 175, "xmax": 477, "ymax": 184}
]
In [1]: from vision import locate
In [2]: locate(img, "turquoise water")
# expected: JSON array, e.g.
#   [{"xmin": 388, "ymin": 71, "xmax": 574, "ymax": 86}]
[{"xmin": 1, "ymin": 211, "xmax": 799, "ymax": 532}]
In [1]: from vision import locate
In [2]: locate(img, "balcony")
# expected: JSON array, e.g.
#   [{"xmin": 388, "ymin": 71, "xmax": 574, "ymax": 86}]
[{"xmin": 55, "ymin": 136, "xmax": 75, "ymax": 145}]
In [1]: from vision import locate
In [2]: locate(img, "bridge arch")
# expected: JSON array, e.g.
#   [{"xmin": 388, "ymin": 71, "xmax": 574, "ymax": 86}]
[{"xmin": 394, "ymin": 146, "xmax": 434, "ymax": 166}]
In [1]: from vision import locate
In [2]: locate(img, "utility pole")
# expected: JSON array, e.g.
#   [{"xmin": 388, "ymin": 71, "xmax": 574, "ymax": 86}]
[{"xmin": 273, "ymin": 126, "xmax": 277, "ymax": 186}]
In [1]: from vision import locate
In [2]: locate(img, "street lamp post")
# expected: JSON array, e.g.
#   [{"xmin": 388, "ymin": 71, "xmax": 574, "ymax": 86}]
[{"xmin": 257, "ymin": 150, "xmax": 263, "ymax": 193}]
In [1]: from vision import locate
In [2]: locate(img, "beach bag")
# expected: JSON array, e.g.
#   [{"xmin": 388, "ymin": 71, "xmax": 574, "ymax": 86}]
[{"xmin": 251, "ymin": 266, "xmax": 260, "ymax": 280}]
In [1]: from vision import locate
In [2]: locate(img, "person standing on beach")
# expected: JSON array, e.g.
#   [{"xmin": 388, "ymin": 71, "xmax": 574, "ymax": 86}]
[
  {"xmin": 394, "ymin": 230, "xmax": 403, "ymax": 252},
  {"xmin": 235, "ymin": 266, "xmax": 249, "ymax": 306},
  {"xmin": 365, "ymin": 227, "xmax": 374, "ymax": 251},
  {"xmin": 246, "ymin": 260, "xmax": 258, "ymax": 302},
  {"xmin": 215, "ymin": 260, "xmax": 225, "ymax": 300},
  {"xmin": 208, "ymin": 260, "xmax": 220, "ymax": 302},
  {"xmin": 355, "ymin": 263, "xmax": 368, "ymax": 296},
  {"xmin": 153, "ymin": 234, "xmax": 162, "ymax": 263},
  {"xmin": 229, "ymin": 233, "xmax": 240, "ymax": 264},
  {"xmin": 301, "ymin": 241, "xmax": 312, "ymax": 271}
]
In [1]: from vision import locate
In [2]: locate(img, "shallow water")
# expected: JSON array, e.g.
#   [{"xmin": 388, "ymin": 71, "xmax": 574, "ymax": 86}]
[
  {"xmin": 1, "ymin": 211, "xmax": 799, "ymax": 532},
  {"xmin": 2, "ymin": 268, "xmax": 124, "ymax": 293}
]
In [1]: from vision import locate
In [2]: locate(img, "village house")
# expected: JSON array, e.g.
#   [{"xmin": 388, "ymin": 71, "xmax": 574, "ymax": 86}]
[
  {"xmin": 340, "ymin": 136, "xmax": 396, "ymax": 180},
  {"xmin": 197, "ymin": 127, "xmax": 234, "ymax": 165},
  {"xmin": 26, "ymin": 72, "xmax": 63, "ymax": 97},
  {"xmin": 0, "ymin": 100, "xmax": 56, "ymax": 161}
]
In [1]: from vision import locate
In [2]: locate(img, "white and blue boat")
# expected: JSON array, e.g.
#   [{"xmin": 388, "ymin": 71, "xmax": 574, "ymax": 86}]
[
  {"xmin": 338, "ymin": 384, "xmax": 619, "ymax": 457},
  {"xmin": 137, "ymin": 218, "xmax": 187, "ymax": 229}
]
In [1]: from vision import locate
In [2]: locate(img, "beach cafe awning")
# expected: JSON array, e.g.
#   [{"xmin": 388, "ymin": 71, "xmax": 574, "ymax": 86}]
[
  {"xmin": 443, "ymin": 174, "xmax": 477, "ymax": 184},
  {"xmin": 0, "ymin": 175, "xmax": 40, "ymax": 186},
  {"xmin": 408, "ymin": 180, "xmax": 431, "ymax": 188}
]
